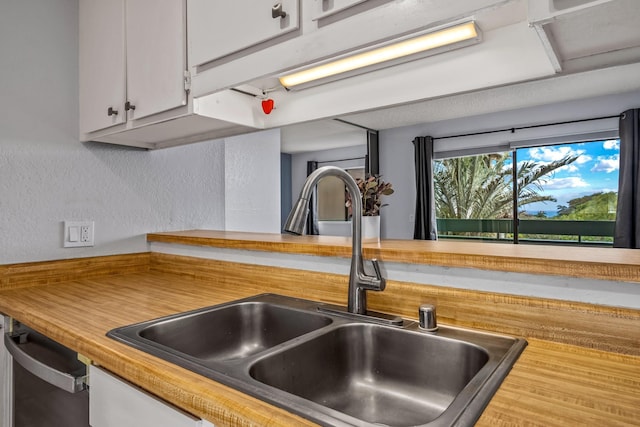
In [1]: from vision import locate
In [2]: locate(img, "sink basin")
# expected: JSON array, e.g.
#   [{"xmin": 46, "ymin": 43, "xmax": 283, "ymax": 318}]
[
  {"xmin": 250, "ymin": 324, "xmax": 489, "ymax": 426},
  {"xmin": 111, "ymin": 298, "xmax": 332, "ymax": 362},
  {"xmin": 108, "ymin": 294, "xmax": 526, "ymax": 426}
]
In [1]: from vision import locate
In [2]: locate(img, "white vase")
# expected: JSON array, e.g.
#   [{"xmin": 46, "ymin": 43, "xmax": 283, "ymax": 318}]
[{"xmin": 361, "ymin": 215, "xmax": 381, "ymax": 242}]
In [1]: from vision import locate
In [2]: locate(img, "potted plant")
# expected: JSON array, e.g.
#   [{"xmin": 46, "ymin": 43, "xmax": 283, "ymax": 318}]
[{"xmin": 346, "ymin": 175, "xmax": 394, "ymax": 240}]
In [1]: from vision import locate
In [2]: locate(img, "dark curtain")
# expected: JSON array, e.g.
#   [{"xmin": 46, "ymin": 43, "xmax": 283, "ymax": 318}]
[
  {"xmin": 306, "ymin": 160, "xmax": 319, "ymax": 235},
  {"xmin": 366, "ymin": 130, "xmax": 379, "ymax": 175},
  {"xmin": 280, "ymin": 153, "xmax": 292, "ymax": 232},
  {"xmin": 413, "ymin": 136, "xmax": 437, "ymax": 240},
  {"xmin": 614, "ymin": 109, "xmax": 640, "ymax": 248}
]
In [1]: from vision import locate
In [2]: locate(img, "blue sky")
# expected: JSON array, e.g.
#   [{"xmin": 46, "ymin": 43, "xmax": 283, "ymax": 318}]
[{"xmin": 517, "ymin": 139, "xmax": 620, "ymax": 214}]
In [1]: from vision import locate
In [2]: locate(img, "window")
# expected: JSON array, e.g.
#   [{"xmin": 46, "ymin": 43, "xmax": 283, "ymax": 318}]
[
  {"xmin": 434, "ymin": 138, "xmax": 620, "ymax": 245},
  {"xmin": 317, "ymin": 167, "xmax": 364, "ymax": 221}
]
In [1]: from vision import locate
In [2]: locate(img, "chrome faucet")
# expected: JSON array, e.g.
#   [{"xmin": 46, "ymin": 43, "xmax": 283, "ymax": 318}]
[{"xmin": 284, "ymin": 166, "xmax": 385, "ymax": 315}]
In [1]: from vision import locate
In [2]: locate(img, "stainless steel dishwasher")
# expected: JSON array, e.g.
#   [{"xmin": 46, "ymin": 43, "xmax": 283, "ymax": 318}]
[{"xmin": 4, "ymin": 320, "xmax": 89, "ymax": 427}]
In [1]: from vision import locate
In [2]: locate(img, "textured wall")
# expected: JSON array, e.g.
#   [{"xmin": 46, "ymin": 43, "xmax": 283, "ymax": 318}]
[
  {"xmin": 225, "ymin": 129, "xmax": 281, "ymax": 234},
  {"xmin": 0, "ymin": 0, "xmax": 228, "ymax": 264}
]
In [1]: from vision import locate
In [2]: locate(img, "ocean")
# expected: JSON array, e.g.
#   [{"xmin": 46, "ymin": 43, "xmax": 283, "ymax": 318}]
[{"xmin": 523, "ymin": 210, "xmax": 557, "ymax": 218}]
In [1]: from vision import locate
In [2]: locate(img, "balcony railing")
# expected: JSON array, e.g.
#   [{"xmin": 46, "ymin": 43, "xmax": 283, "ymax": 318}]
[{"xmin": 436, "ymin": 218, "xmax": 615, "ymax": 245}]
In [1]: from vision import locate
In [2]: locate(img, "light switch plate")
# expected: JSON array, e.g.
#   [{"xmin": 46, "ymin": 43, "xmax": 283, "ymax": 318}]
[{"xmin": 64, "ymin": 221, "xmax": 94, "ymax": 247}]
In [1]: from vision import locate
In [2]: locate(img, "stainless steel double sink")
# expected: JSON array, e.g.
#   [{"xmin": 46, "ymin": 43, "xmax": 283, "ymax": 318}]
[{"xmin": 107, "ymin": 294, "xmax": 526, "ymax": 426}]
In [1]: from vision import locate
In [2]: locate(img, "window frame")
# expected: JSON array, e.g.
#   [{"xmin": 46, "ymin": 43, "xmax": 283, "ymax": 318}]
[{"xmin": 433, "ymin": 132, "xmax": 620, "ymax": 246}]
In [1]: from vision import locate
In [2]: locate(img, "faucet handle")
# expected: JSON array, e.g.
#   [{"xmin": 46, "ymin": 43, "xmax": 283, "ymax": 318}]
[
  {"xmin": 366, "ymin": 259, "xmax": 386, "ymax": 291},
  {"xmin": 371, "ymin": 259, "xmax": 382, "ymax": 280}
]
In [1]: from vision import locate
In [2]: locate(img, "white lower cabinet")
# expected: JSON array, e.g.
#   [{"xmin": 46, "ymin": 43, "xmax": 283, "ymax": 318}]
[
  {"xmin": 0, "ymin": 316, "xmax": 12, "ymax": 427},
  {"xmin": 89, "ymin": 365, "xmax": 214, "ymax": 427}
]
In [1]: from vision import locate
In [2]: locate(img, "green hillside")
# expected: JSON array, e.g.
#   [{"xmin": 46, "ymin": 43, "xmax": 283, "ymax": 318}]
[{"xmin": 555, "ymin": 191, "xmax": 617, "ymax": 220}]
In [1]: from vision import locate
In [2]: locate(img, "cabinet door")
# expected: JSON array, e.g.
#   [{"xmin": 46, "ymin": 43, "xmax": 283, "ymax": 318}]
[
  {"xmin": 311, "ymin": 0, "xmax": 369, "ymax": 20},
  {"xmin": 126, "ymin": 0, "xmax": 188, "ymax": 121},
  {"xmin": 79, "ymin": 0, "xmax": 126, "ymax": 134},
  {"xmin": 89, "ymin": 366, "xmax": 214, "ymax": 427},
  {"xmin": 189, "ymin": 0, "xmax": 300, "ymax": 67}
]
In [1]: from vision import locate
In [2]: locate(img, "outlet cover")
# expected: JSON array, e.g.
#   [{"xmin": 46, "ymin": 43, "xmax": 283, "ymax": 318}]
[{"xmin": 64, "ymin": 221, "xmax": 94, "ymax": 248}]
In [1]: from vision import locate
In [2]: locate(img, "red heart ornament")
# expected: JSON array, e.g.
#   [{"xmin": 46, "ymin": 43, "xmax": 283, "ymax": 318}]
[{"xmin": 261, "ymin": 98, "xmax": 275, "ymax": 114}]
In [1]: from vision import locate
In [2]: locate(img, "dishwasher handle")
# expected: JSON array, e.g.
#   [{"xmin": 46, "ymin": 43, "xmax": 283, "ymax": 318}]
[{"xmin": 4, "ymin": 333, "xmax": 87, "ymax": 394}]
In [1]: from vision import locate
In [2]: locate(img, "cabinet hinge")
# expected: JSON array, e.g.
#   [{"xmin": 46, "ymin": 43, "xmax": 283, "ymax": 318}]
[{"xmin": 184, "ymin": 70, "xmax": 191, "ymax": 93}]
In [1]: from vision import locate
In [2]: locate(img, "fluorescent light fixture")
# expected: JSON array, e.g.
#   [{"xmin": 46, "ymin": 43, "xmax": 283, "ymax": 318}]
[{"xmin": 279, "ymin": 21, "xmax": 481, "ymax": 90}]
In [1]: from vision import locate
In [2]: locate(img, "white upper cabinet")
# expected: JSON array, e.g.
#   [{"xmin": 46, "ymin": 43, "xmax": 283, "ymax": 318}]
[
  {"xmin": 79, "ymin": 0, "xmax": 264, "ymax": 149},
  {"xmin": 189, "ymin": 0, "xmax": 300, "ymax": 68},
  {"xmin": 79, "ymin": 0, "xmax": 126, "ymax": 134},
  {"xmin": 310, "ymin": 0, "xmax": 370, "ymax": 20},
  {"xmin": 188, "ymin": 0, "xmax": 521, "ymax": 98},
  {"xmin": 79, "ymin": 0, "xmax": 187, "ymax": 136},
  {"xmin": 77, "ymin": 0, "xmax": 564, "ymax": 148},
  {"xmin": 125, "ymin": 0, "xmax": 188, "ymax": 121}
]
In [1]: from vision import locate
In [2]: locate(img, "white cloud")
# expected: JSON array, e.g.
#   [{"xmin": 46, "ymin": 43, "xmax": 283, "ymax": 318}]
[
  {"xmin": 603, "ymin": 139, "xmax": 620, "ymax": 150},
  {"xmin": 544, "ymin": 177, "xmax": 590, "ymax": 189},
  {"xmin": 528, "ymin": 146, "xmax": 587, "ymax": 163},
  {"xmin": 559, "ymin": 164, "xmax": 579, "ymax": 173},
  {"xmin": 574, "ymin": 154, "xmax": 592, "ymax": 164},
  {"xmin": 591, "ymin": 155, "xmax": 619, "ymax": 173}
]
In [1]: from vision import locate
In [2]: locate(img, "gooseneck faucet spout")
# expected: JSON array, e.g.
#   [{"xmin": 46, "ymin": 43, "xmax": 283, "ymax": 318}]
[{"xmin": 284, "ymin": 166, "xmax": 385, "ymax": 315}]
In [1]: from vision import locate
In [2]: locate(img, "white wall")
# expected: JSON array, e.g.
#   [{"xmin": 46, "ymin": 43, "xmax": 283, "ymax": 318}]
[
  {"xmin": 0, "ymin": 0, "xmax": 283, "ymax": 264},
  {"xmin": 380, "ymin": 90, "xmax": 640, "ymax": 239},
  {"xmin": 224, "ymin": 129, "xmax": 281, "ymax": 234},
  {"xmin": 151, "ymin": 243, "xmax": 640, "ymax": 310}
]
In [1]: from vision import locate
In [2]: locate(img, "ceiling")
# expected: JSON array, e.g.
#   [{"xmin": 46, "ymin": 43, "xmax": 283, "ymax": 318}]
[
  {"xmin": 280, "ymin": 119, "xmax": 367, "ymax": 153},
  {"xmin": 280, "ymin": 0, "xmax": 640, "ymax": 153}
]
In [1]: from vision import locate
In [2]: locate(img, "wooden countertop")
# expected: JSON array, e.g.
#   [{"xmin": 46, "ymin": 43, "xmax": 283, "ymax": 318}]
[
  {"xmin": 1, "ymin": 263, "xmax": 638, "ymax": 426},
  {"xmin": 148, "ymin": 230, "xmax": 640, "ymax": 283},
  {"xmin": 0, "ymin": 271, "xmax": 317, "ymax": 426}
]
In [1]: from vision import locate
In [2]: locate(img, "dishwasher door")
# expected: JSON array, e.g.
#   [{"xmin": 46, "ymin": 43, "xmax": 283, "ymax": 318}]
[{"xmin": 5, "ymin": 324, "xmax": 89, "ymax": 427}]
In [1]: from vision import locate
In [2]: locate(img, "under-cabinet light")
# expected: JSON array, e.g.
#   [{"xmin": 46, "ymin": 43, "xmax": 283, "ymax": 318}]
[{"xmin": 279, "ymin": 21, "xmax": 481, "ymax": 90}]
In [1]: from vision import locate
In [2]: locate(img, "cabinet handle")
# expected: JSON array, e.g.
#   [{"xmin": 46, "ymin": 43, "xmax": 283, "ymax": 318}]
[
  {"xmin": 272, "ymin": 3, "xmax": 286, "ymax": 19},
  {"xmin": 125, "ymin": 101, "xmax": 136, "ymax": 111},
  {"xmin": 107, "ymin": 107, "xmax": 118, "ymax": 116}
]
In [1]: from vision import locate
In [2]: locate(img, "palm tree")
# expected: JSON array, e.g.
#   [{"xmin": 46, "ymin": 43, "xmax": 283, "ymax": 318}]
[{"xmin": 434, "ymin": 152, "xmax": 578, "ymax": 219}]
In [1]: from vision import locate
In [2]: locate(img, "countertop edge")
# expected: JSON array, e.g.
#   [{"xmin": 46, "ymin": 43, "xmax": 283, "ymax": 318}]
[{"xmin": 147, "ymin": 230, "xmax": 640, "ymax": 283}]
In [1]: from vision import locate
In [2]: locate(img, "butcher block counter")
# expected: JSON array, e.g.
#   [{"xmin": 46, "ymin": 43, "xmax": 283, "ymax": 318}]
[
  {"xmin": 1, "ymin": 235, "xmax": 639, "ymax": 426},
  {"xmin": 147, "ymin": 229, "xmax": 640, "ymax": 283}
]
